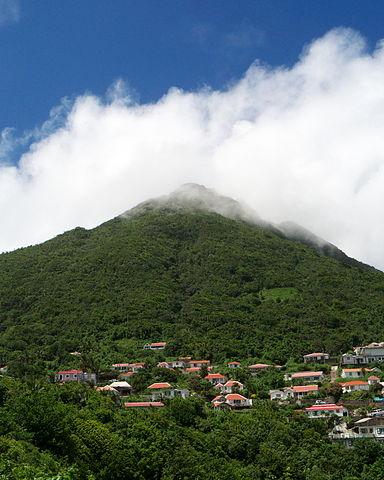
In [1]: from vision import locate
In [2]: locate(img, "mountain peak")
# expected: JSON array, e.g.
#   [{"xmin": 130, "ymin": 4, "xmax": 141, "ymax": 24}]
[{"xmin": 122, "ymin": 183, "xmax": 262, "ymax": 224}]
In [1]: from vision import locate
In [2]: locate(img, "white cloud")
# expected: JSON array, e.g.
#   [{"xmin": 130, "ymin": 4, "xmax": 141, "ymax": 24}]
[
  {"xmin": 2, "ymin": 28, "xmax": 384, "ymax": 269},
  {"xmin": 0, "ymin": 0, "xmax": 19, "ymax": 26}
]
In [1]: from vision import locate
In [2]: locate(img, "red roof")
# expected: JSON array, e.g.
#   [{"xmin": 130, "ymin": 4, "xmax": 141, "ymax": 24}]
[
  {"xmin": 112, "ymin": 363, "xmax": 130, "ymax": 367},
  {"xmin": 189, "ymin": 360, "xmax": 210, "ymax": 364},
  {"xmin": 228, "ymin": 361, "xmax": 241, "ymax": 365},
  {"xmin": 342, "ymin": 368, "xmax": 362, "ymax": 372},
  {"xmin": 224, "ymin": 380, "xmax": 243, "ymax": 388},
  {"xmin": 226, "ymin": 393, "xmax": 248, "ymax": 401},
  {"xmin": 368, "ymin": 375, "xmax": 380, "ymax": 380},
  {"xmin": 147, "ymin": 382, "xmax": 172, "ymax": 389},
  {"xmin": 249, "ymin": 363, "xmax": 271, "ymax": 369},
  {"xmin": 291, "ymin": 371, "xmax": 323, "ymax": 378},
  {"xmin": 56, "ymin": 369, "xmax": 83, "ymax": 375},
  {"xmin": 205, "ymin": 373, "xmax": 225, "ymax": 379},
  {"xmin": 185, "ymin": 367, "xmax": 201, "ymax": 373},
  {"xmin": 150, "ymin": 342, "xmax": 167, "ymax": 347},
  {"xmin": 212, "ymin": 395, "xmax": 224, "ymax": 403},
  {"xmin": 305, "ymin": 404, "xmax": 345, "ymax": 411},
  {"xmin": 124, "ymin": 402, "xmax": 164, "ymax": 408},
  {"xmin": 292, "ymin": 385, "xmax": 319, "ymax": 393}
]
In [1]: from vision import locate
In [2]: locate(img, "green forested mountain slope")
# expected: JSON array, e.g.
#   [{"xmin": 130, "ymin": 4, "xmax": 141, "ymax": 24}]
[{"xmin": 0, "ymin": 190, "xmax": 384, "ymax": 367}]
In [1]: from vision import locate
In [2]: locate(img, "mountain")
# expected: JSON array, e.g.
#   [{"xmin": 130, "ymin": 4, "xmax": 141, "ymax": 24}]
[{"xmin": 0, "ymin": 184, "xmax": 383, "ymax": 369}]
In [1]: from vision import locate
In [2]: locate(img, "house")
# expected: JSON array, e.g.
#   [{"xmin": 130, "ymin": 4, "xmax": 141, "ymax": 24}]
[
  {"xmin": 340, "ymin": 380, "xmax": 370, "ymax": 393},
  {"xmin": 109, "ymin": 381, "xmax": 132, "ymax": 395},
  {"xmin": 54, "ymin": 369, "xmax": 96, "ymax": 384},
  {"xmin": 249, "ymin": 364, "xmax": 272, "ymax": 374},
  {"xmin": 157, "ymin": 362, "xmax": 173, "ymax": 369},
  {"xmin": 368, "ymin": 375, "xmax": 380, "ymax": 385},
  {"xmin": 124, "ymin": 402, "xmax": 165, "ymax": 408},
  {"xmin": 226, "ymin": 393, "xmax": 252, "ymax": 408},
  {"xmin": 157, "ymin": 360, "xmax": 186, "ymax": 369},
  {"xmin": 169, "ymin": 360, "xmax": 187, "ymax": 368},
  {"xmin": 113, "ymin": 362, "xmax": 145, "ymax": 373},
  {"xmin": 188, "ymin": 360, "xmax": 210, "ymax": 369},
  {"xmin": 143, "ymin": 342, "xmax": 167, "ymax": 350},
  {"xmin": 205, "ymin": 373, "xmax": 227, "ymax": 385},
  {"xmin": 330, "ymin": 417, "xmax": 384, "ymax": 445},
  {"xmin": 96, "ymin": 385, "xmax": 119, "ymax": 394},
  {"xmin": 292, "ymin": 385, "xmax": 319, "ymax": 399},
  {"xmin": 228, "ymin": 361, "xmax": 241, "ymax": 369},
  {"xmin": 147, "ymin": 382, "xmax": 189, "ymax": 400},
  {"xmin": 129, "ymin": 362, "xmax": 146, "ymax": 373},
  {"xmin": 269, "ymin": 388, "xmax": 294, "ymax": 401},
  {"xmin": 303, "ymin": 352, "xmax": 330, "ymax": 363},
  {"xmin": 285, "ymin": 371, "xmax": 324, "ymax": 383},
  {"xmin": 341, "ymin": 342, "xmax": 384, "ymax": 365},
  {"xmin": 212, "ymin": 394, "xmax": 252, "ymax": 409},
  {"xmin": 305, "ymin": 403, "xmax": 348, "ymax": 418},
  {"xmin": 112, "ymin": 363, "xmax": 131, "ymax": 372},
  {"xmin": 221, "ymin": 380, "xmax": 244, "ymax": 394},
  {"xmin": 341, "ymin": 368, "xmax": 364, "ymax": 379}
]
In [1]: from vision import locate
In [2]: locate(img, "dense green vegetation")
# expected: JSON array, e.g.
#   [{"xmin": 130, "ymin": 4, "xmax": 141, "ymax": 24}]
[
  {"xmin": 1, "ymin": 197, "xmax": 384, "ymax": 478},
  {"xmin": 0, "ymin": 378, "xmax": 383, "ymax": 480},
  {"xmin": 0, "ymin": 206, "xmax": 384, "ymax": 373}
]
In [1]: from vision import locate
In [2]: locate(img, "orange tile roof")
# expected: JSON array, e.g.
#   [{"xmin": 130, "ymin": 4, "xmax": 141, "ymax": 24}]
[
  {"xmin": 291, "ymin": 371, "xmax": 323, "ymax": 378},
  {"xmin": 249, "ymin": 363, "xmax": 271, "ymax": 369},
  {"xmin": 147, "ymin": 382, "xmax": 172, "ymax": 389},
  {"xmin": 206, "ymin": 373, "xmax": 225, "ymax": 379},
  {"xmin": 226, "ymin": 393, "xmax": 248, "ymax": 401},
  {"xmin": 292, "ymin": 385, "xmax": 319, "ymax": 393}
]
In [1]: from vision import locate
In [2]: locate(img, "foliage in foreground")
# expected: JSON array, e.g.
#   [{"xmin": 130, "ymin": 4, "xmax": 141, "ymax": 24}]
[{"xmin": 0, "ymin": 378, "xmax": 384, "ymax": 480}]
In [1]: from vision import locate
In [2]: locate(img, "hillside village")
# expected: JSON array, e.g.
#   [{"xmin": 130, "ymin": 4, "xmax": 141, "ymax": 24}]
[{"xmin": 45, "ymin": 341, "xmax": 384, "ymax": 446}]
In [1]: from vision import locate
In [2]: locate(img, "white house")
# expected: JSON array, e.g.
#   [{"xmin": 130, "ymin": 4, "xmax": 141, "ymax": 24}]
[
  {"xmin": 147, "ymin": 382, "xmax": 189, "ymax": 400},
  {"xmin": 341, "ymin": 342, "xmax": 384, "ymax": 365},
  {"xmin": 112, "ymin": 363, "xmax": 131, "ymax": 372},
  {"xmin": 220, "ymin": 380, "xmax": 244, "ymax": 394},
  {"xmin": 292, "ymin": 385, "xmax": 319, "ymax": 399},
  {"xmin": 109, "ymin": 381, "xmax": 132, "ymax": 395},
  {"xmin": 144, "ymin": 342, "xmax": 167, "ymax": 350},
  {"xmin": 330, "ymin": 417, "xmax": 384, "ymax": 445},
  {"xmin": 228, "ymin": 361, "xmax": 241, "ymax": 369},
  {"xmin": 54, "ymin": 369, "xmax": 96, "ymax": 384},
  {"xmin": 341, "ymin": 380, "xmax": 370, "ymax": 394},
  {"xmin": 212, "ymin": 394, "xmax": 252, "ymax": 409},
  {"xmin": 285, "ymin": 371, "xmax": 324, "ymax": 383},
  {"xmin": 368, "ymin": 375, "xmax": 380, "ymax": 385},
  {"xmin": 112, "ymin": 362, "xmax": 145, "ymax": 373},
  {"xmin": 303, "ymin": 352, "xmax": 330, "ymax": 363},
  {"xmin": 341, "ymin": 368, "xmax": 364, "ymax": 379},
  {"xmin": 249, "ymin": 364, "xmax": 272, "ymax": 375},
  {"xmin": 205, "ymin": 373, "xmax": 227, "ymax": 385},
  {"xmin": 305, "ymin": 403, "xmax": 348, "ymax": 418},
  {"xmin": 269, "ymin": 388, "xmax": 294, "ymax": 401},
  {"xmin": 188, "ymin": 360, "xmax": 210, "ymax": 369}
]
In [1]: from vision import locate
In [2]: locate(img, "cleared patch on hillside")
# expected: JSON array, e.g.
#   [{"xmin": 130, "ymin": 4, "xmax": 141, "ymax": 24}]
[{"xmin": 259, "ymin": 287, "xmax": 299, "ymax": 302}]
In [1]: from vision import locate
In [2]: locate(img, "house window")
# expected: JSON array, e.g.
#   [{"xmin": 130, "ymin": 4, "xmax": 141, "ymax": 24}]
[{"xmin": 377, "ymin": 428, "xmax": 384, "ymax": 434}]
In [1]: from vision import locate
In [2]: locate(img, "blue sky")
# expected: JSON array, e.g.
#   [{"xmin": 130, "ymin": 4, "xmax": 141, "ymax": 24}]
[
  {"xmin": 2, "ymin": 0, "xmax": 384, "ymax": 133},
  {"xmin": 2, "ymin": 1, "xmax": 384, "ymax": 269}
]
